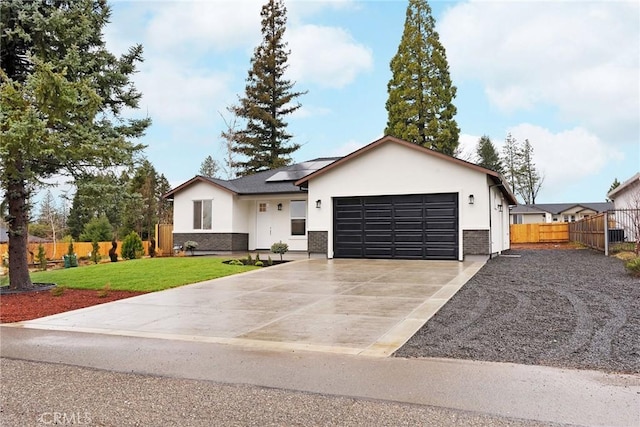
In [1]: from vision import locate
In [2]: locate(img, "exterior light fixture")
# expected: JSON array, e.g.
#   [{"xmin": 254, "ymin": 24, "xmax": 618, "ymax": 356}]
[
  {"xmin": 468, "ymin": 194, "xmax": 474, "ymax": 205},
  {"xmin": 277, "ymin": 203, "xmax": 283, "ymax": 211},
  {"xmin": 316, "ymin": 199, "xmax": 322, "ymax": 209},
  {"xmin": 498, "ymin": 204, "xmax": 503, "ymax": 212}
]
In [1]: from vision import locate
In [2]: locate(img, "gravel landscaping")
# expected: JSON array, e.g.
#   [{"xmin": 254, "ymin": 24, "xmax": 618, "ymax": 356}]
[{"xmin": 395, "ymin": 249, "xmax": 640, "ymax": 374}]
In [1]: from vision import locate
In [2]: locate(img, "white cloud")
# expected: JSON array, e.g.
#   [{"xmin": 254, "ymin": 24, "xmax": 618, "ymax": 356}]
[
  {"xmin": 144, "ymin": 1, "xmax": 262, "ymax": 54},
  {"xmin": 440, "ymin": 1, "xmax": 640, "ymax": 143},
  {"xmin": 135, "ymin": 59, "xmax": 232, "ymax": 124},
  {"xmin": 291, "ymin": 104, "xmax": 332, "ymax": 119},
  {"xmin": 288, "ymin": 24, "xmax": 373, "ymax": 88},
  {"xmin": 506, "ymin": 123, "xmax": 623, "ymax": 199}
]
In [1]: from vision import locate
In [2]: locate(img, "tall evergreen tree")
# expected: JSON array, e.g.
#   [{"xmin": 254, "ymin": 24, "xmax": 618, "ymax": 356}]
[
  {"xmin": 475, "ymin": 135, "xmax": 503, "ymax": 174},
  {"xmin": 1, "ymin": 0, "xmax": 150, "ymax": 290},
  {"xmin": 385, "ymin": 0, "xmax": 459, "ymax": 156},
  {"xmin": 229, "ymin": 0, "xmax": 306, "ymax": 176},
  {"xmin": 606, "ymin": 178, "xmax": 621, "ymax": 201}
]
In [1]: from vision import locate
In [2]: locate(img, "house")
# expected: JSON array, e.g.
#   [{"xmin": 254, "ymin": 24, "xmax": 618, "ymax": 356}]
[
  {"xmin": 164, "ymin": 136, "xmax": 517, "ymax": 260},
  {"xmin": 0, "ymin": 226, "xmax": 50, "ymax": 244},
  {"xmin": 510, "ymin": 202, "xmax": 612, "ymax": 224},
  {"xmin": 607, "ymin": 172, "xmax": 640, "ymax": 210}
]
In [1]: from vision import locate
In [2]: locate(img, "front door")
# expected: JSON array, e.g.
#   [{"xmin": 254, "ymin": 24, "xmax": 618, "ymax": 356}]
[{"xmin": 256, "ymin": 202, "xmax": 272, "ymax": 249}]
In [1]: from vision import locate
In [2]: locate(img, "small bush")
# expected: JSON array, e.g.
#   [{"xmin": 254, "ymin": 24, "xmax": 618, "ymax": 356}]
[
  {"xmin": 184, "ymin": 241, "xmax": 198, "ymax": 256},
  {"xmin": 97, "ymin": 283, "xmax": 111, "ymax": 298},
  {"xmin": 270, "ymin": 241, "xmax": 289, "ymax": 261},
  {"xmin": 51, "ymin": 286, "xmax": 65, "ymax": 297},
  {"xmin": 267, "ymin": 256, "xmax": 273, "ymax": 266},
  {"xmin": 91, "ymin": 240, "xmax": 101, "ymax": 264},
  {"xmin": 121, "ymin": 232, "xmax": 144, "ymax": 260},
  {"xmin": 255, "ymin": 260, "xmax": 264, "ymax": 267},
  {"xmin": 108, "ymin": 240, "xmax": 118, "ymax": 262},
  {"xmin": 36, "ymin": 244, "xmax": 47, "ymax": 271},
  {"xmin": 625, "ymin": 257, "xmax": 640, "ymax": 277},
  {"xmin": 229, "ymin": 259, "xmax": 244, "ymax": 266},
  {"xmin": 67, "ymin": 239, "xmax": 75, "ymax": 256},
  {"xmin": 149, "ymin": 238, "xmax": 156, "ymax": 258},
  {"xmin": 246, "ymin": 254, "xmax": 253, "ymax": 265}
]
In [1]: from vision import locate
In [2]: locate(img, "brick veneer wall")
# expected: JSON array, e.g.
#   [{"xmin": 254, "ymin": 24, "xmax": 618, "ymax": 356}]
[
  {"xmin": 173, "ymin": 233, "xmax": 248, "ymax": 251},
  {"xmin": 463, "ymin": 229, "xmax": 490, "ymax": 255},
  {"xmin": 308, "ymin": 231, "xmax": 328, "ymax": 254}
]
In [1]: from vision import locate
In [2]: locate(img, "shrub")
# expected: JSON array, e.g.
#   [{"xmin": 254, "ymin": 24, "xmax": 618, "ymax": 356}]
[
  {"xmin": 90, "ymin": 240, "xmax": 101, "ymax": 264},
  {"xmin": 51, "ymin": 286, "xmax": 65, "ymax": 297},
  {"xmin": 149, "ymin": 238, "xmax": 156, "ymax": 258},
  {"xmin": 79, "ymin": 215, "xmax": 113, "ymax": 242},
  {"xmin": 67, "ymin": 239, "xmax": 75, "ymax": 256},
  {"xmin": 267, "ymin": 256, "xmax": 273, "ymax": 266},
  {"xmin": 270, "ymin": 241, "xmax": 289, "ymax": 261},
  {"xmin": 97, "ymin": 283, "xmax": 111, "ymax": 298},
  {"xmin": 108, "ymin": 240, "xmax": 118, "ymax": 262},
  {"xmin": 36, "ymin": 244, "xmax": 47, "ymax": 271},
  {"xmin": 255, "ymin": 260, "xmax": 264, "ymax": 267},
  {"xmin": 625, "ymin": 257, "xmax": 640, "ymax": 277},
  {"xmin": 246, "ymin": 254, "xmax": 253, "ymax": 265},
  {"xmin": 229, "ymin": 259, "xmax": 244, "ymax": 266},
  {"xmin": 121, "ymin": 232, "xmax": 144, "ymax": 260},
  {"xmin": 184, "ymin": 241, "xmax": 198, "ymax": 256}
]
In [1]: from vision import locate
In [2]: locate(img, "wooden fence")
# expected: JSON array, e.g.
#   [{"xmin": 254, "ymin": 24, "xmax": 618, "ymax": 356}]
[
  {"xmin": 568, "ymin": 213, "xmax": 606, "ymax": 251},
  {"xmin": 510, "ymin": 223, "xmax": 569, "ymax": 243},
  {"xmin": 156, "ymin": 224, "xmax": 174, "ymax": 256},
  {"xmin": 0, "ymin": 240, "xmax": 150, "ymax": 262}
]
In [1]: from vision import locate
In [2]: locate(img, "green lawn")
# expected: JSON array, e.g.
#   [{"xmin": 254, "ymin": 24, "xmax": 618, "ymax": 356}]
[{"xmin": 29, "ymin": 257, "xmax": 258, "ymax": 292}]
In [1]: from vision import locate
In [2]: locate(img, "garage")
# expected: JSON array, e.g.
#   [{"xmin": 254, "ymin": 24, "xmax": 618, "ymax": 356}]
[{"xmin": 333, "ymin": 193, "xmax": 458, "ymax": 260}]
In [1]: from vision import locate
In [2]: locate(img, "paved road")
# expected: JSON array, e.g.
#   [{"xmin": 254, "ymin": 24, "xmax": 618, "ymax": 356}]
[
  {"xmin": 1, "ymin": 358, "xmax": 558, "ymax": 427},
  {"xmin": 2, "ymin": 327, "xmax": 639, "ymax": 427}
]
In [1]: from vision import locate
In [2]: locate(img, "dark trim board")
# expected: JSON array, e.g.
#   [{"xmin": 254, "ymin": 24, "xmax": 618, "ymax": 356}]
[{"xmin": 333, "ymin": 193, "xmax": 459, "ymax": 260}]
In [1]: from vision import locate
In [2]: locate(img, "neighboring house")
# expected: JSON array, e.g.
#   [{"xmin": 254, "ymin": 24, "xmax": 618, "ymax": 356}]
[
  {"xmin": 607, "ymin": 172, "xmax": 640, "ymax": 210},
  {"xmin": 165, "ymin": 136, "xmax": 517, "ymax": 260},
  {"xmin": 0, "ymin": 226, "xmax": 50, "ymax": 244},
  {"xmin": 510, "ymin": 202, "xmax": 613, "ymax": 224}
]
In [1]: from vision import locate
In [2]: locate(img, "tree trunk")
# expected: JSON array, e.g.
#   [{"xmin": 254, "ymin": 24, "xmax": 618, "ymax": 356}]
[{"xmin": 7, "ymin": 177, "xmax": 33, "ymax": 290}]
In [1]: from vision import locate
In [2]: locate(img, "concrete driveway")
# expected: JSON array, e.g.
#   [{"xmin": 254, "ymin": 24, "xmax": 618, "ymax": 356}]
[{"xmin": 9, "ymin": 258, "xmax": 486, "ymax": 357}]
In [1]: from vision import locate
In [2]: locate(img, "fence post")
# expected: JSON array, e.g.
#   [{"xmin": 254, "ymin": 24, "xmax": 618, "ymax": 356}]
[{"xmin": 604, "ymin": 211, "xmax": 609, "ymax": 256}]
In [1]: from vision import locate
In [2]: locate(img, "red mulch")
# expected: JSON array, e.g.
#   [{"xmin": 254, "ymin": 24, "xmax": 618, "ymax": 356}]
[{"xmin": 0, "ymin": 289, "xmax": 146, "ymax": 323}]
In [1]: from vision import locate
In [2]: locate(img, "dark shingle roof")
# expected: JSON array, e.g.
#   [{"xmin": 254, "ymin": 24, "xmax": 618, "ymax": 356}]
[
  {"xmin": 0, "ymin": 226, "xmax": 50, "ymax": 244},
  {"xmin": 511, "ymin": 202, "xmax": 613, "ymax": 215},
  {"xmin": 166, "ymin": 158, "xmax": 342, "ymax": 198}
]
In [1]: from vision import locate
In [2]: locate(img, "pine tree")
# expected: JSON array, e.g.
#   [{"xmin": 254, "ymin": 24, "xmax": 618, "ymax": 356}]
[
  {"xmin": 1, "ymin": 0, "xmax": 149, "ymax": 290},
  {"xmin": 229, "ymin": 0, "xmax": 306, "ymax": 176},
  {"xmin": 475, "ymin": 135, "xmax": 503, "ymax": 174},
  {"xmin": 385, "ymin": 0, "xmax": 459, "ymax": 156},
  {"xmin": 606, "ymin": 178, "xmax": 620, "ymax": 201},
  {"xmin": 199, "ymin": 155, "xmax": 220, "ymax": 178},
  {"xmin": 517, "ymin": 139, "xmax": 543, "ymax": 204},
  {"xmin": 502, "ymin": 133, "xmax": 522, "ymax": 198}
]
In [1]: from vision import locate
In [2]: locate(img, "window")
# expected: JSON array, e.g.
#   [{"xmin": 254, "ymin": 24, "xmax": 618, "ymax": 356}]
[
  {"xmin": 193, "ymin": 200, "xmax": 212, "ymax": 230},
  {"xmin": 259, "ymin": 203, "xmax": 267, "ymax": 213},
  {"xmin": 513, "ymin": 214, "xmax": 523, "ymax": 224},
  {"xmin": 290, "ymin": 200, "xmax": 306, "ymax": 236}
]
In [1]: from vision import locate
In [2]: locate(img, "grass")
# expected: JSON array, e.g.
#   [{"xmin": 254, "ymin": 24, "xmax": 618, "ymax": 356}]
[{"xmin": 29, "ymin": 257, "xmax": 258, "ymax": 292}]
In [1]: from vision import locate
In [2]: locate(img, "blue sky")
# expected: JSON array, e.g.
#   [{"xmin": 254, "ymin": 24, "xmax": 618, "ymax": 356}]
[{"xmin": 97, "ymin": 0, "xmax": 639, "ymax": 204}]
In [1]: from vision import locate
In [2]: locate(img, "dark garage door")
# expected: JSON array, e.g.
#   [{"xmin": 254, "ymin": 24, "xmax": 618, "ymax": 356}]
[{"xmin": 333, "ymin": 193, "xmax": 458, "ymax": 260}]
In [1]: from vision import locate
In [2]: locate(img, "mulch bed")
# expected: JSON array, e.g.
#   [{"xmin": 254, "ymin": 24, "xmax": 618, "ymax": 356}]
[
  {"xmin": 395, "ymin": 249, "xmax": 640, "ymax": 374},
  {"xmin": 0, "ymin": 288, "xmax": 146, "ymax": 323}
]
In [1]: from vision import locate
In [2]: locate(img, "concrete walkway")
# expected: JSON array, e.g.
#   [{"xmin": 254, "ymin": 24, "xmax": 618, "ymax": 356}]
[{"xmin": 6, "ymin": 258, "xmax": 487, "ymax": 357}]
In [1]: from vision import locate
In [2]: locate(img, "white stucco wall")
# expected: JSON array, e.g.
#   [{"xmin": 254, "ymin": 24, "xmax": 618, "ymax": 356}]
[
  {"xmin": 172, "ymin": 181, "xmax": 235, "ymax": 233},
  {"xmin": 612, "ymin": 180, "xmax": 640, "ymax": 210},
  {"xmin": 239, "ymin": 195, "xmax": 308, "ymax": 251},
  {"xmin": 306, "ymin": 142, "xmax": 502, "ymax": 259}
]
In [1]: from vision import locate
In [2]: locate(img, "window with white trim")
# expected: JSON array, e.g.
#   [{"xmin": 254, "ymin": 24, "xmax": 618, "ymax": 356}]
[
  {"xmin": 290, "ymin": 200, "xmax": 306, "ymax": 236},
  {"xmin": 193, "ymin": 200, "xmax": 212, "ymax": 230}
]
